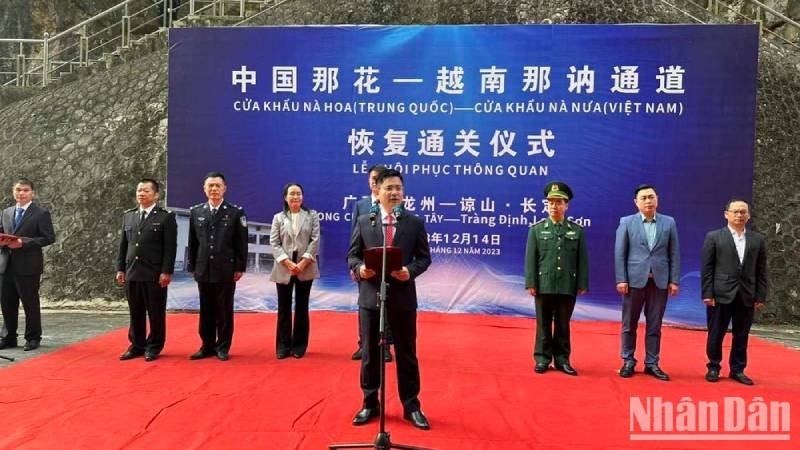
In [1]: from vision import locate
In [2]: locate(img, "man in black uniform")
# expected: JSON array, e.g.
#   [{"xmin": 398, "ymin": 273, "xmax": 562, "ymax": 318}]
[
  {"xmin": 187, "ymin": 172, "xmax": 248, "ymax": 361},
  {"xmin": 116, "ymin": 178, "xmax": 178, "ymax": 362}
]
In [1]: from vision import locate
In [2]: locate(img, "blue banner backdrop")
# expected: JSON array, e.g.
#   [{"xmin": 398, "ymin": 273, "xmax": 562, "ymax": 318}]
[{"xmin": 167, "ymin": 25, "xmax": 759, "ymax": 326}]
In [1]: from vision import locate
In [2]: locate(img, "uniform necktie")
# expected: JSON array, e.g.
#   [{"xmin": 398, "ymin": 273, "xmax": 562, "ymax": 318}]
[
  {"xmin": 211, "ymin": 208, "xmax": 217, "ymax": 219},
  {"xmin": 386, "ymin": 214, "xmax": 395, "ymax": 245},
  {"xmin": 13, "ymin": 207, "xmax": 23, "ymax": 231},
  {"xmin": 140, "ymin": 210, "xmax": 147, "ymax": 223}
]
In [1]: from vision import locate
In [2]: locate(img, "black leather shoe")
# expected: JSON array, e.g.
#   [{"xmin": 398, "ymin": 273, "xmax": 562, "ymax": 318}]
[
  {"xmin": 144, "ymin": 352, "xmax": 159, "ymax": 362},
  {"xmin": 556, "ymin": 363, "xmax": 578, "ymax": 376},
  {"xmin": 277, "ymin": 350, "xmax": 290, "ymax": 359},
  {"xmin": 0, "ymin": 338, "xmax": 17, "ymax": 349},
  {"xmin": 404, "ymin": 410, "xmax": 430, "ymax": 430},
  {"xmin": 292, "ymin": 351, "xmax": 305, "ymax": 359},
  {"xmin": 189, "ymin": 349, "xmax": 214, "ymax": 360},
  {"xmin": 216, "ymin": 351, "xmax": 230, "ymax": 361},
  {"xmin": 352, "ymin": 407, "xmax": 380, "ymax": 426},
  {"xmin": 119, "ymin": 350, "xmax": 144, "ymax": 360},
  {"xmin": 730, "ymin": 371, "xmax": 754, "ymax": 385},
  {"xmin": 705, "ymin": 368, "xmax": 720, "ymax": 382},
  {"xmin": 644, "ymin": 365, "xmax": 670, "ymax": 381},
  {"xmin": 534, "ymin": 363, "xmax": 549, "ymax": 374},
  {"xmin": 22, "ymin": 339, "xmax": 40, "ymax": 351},
  {"xmin": 619, "ymin": 361, "xmax": 635, "ymax": 378},
  {"xmin": 384, "ymin": 348, "xmax": 393, "ymax": 362},
  {"xmin": 351, "ymin": 348, "xmax": 363, "ymax": 360}
]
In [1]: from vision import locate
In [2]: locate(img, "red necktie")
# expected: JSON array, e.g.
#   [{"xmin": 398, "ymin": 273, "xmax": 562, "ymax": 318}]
[{"xmin": 386, "ymin": 214, "xmax": 394, "ymax": 245}]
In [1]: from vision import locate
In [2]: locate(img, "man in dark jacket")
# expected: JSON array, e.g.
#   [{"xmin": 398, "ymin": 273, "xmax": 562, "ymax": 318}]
[
  {"xmin": 347, "ymin": 169, "xmax": 432, "ymax": 430},
  {"xmin": 0, "ymin": 179, "xmax": 56, "ymax": 351},
  {"xmin": 702, "ymin": 198, "xmax": 768, "ymax": 385},
  {"xmin": 116, "ymin": 178, "xmax": 177, "ymax": 362},
  {"xmin": 186, "ymin": 172, "xmax": 248, "ymax": 361}
]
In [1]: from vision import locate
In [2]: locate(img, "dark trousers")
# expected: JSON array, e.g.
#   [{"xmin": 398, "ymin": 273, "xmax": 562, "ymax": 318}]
[
  {"xmin": 360, "ymin": 306, "xmax": 420, "ymax": 413},
  {"xmin": 534, "ymin": 294, "xmax": 576, "ymax": 365},
  {"xmin": 706, "ymin": 292, "xmax": 754, "ymax": 373},
  {"xmin": 0, "ymin": 274, "xmax": 42, "ymax": 342},
  {"xmin": 620, "ymin": 278, "xmax": 668, "ymax": 366},
  {"xmin": 126, "ymin": 280, "xmax": 167, "ymax": 354},
  {"xmin": 197, "ymin": 281, "xmax": 235, "ymax": 353},
  {"xmin": 357, "ymin": 309, "xmax": 393, "ymax": 348},
  {"xmin": 276, "ymin": 276, "xmax": 312, "ymax": 354}
]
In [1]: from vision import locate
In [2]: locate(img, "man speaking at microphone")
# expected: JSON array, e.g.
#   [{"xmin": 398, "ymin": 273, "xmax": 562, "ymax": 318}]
[{"xmin": 347, "ymin": 168, "xmax": 432, "ymax": 430}]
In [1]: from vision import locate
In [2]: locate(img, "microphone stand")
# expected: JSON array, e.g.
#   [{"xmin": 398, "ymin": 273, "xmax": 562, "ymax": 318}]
[{"xmin": 330, "ymin": 213, "xmax": 431, "ymax": 450}]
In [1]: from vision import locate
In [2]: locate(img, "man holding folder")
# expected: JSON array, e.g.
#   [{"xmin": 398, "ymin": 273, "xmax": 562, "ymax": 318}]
[
  {"xmin": 0, "ymin": 179, "xmax": 56, "ymax": 351},
  {"xmin": 347, "ymin": 168, "xmax": 432, "ymax": 430}
]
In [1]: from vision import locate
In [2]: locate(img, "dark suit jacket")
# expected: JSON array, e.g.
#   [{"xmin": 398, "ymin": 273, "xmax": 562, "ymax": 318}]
[
  {"xmin": 350, "ymin": 196, "xmax": 377, "ymax": 235},
  {"xmin": 187, "ymin": 200, "xmax": 248, "ymax": 283},
  {"xmin": 347, "ymin": 210, "xmax": 431, "ymax": 311},
  {"xmin": 116, "ymin": 205, "xmax": 178, "ymax": 282},
  {"xmin": 0, "ymin": 203, "xmax": 56, "ymax": 276},
  {"xmin": 701, "ymin": 227, "xmax": 768, "ymax": 307}
]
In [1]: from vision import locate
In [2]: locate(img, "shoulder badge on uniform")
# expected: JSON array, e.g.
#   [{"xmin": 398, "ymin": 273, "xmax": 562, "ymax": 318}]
[
  {"xmin": 190, "ymin": 203, "xmax": 204, "ymax": 210},
  {"xmin": 568, "ymin": 220, "xmax": 583, "ymax": 229},
  {"xmin": 240, "ymin": 216, "xmax": 247, "ymax": 227},
  {"xmin": 124, "ymin": 207, "xmax": 137, "ymax": 213},
  {"xmin": 532, "ymin": 217, "xmax": 547, "ymax": 227}
]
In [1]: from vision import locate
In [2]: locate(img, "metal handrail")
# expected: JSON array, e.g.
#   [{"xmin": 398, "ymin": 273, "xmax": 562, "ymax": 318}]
[
  {"xmin": 689, "ymin": 0, "xmax": 800, "ymax": 51},
  {"xmin": 2, "ymin": 0, "xmax": 282, "ymax": 87},
  {"xmin": 49, "ymin": 1, "xmax": 134, "ymax": 42},
  {"xmin": 131, "ymin": 15, "xmax": 164, "ymax": 34},
  {"xmin": 748, "ymin": 0, "xmax": 800, "ymax": 29},
  {"xmin": 0, "ymin": 39, "xmax": 45, "ymax": 44},
  {"xmin": 0, "ymin": 39, "xmax": 45, "ymax": 86},
  {"xmin": 235, "ymin": 0, "xmax": 295, "ymax": 26},
  {"xmin": 89, "ymin": 35, "xmax": 123, "ymax": 56}
]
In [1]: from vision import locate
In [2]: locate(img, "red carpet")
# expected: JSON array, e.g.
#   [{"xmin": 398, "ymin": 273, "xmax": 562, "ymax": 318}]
[{"xmin": 0, "ymin": 311, "xmax": 798, "ymax": 450}]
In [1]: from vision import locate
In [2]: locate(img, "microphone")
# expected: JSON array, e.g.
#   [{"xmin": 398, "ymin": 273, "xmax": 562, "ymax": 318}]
[
  {"xmin": 369, "ymin": 201, "xmax": 380, "ymax": 227},
  {"xmin": 392, "ymin": 204, "xmax": 404, "ymax": 220}
]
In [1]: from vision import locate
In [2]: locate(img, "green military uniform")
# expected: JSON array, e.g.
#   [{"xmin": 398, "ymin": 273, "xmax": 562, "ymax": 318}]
[
  {"xmin": 525, "ymin": 218, "xmax": 589, "ymax": 296},
  {"xmin": 524, "ymin": 182, "xmax": 589, "ymax": 372}
]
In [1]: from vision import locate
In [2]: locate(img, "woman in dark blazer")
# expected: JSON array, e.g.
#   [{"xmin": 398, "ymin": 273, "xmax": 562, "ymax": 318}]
[{"xmin": 269, "ymin": 183, "xmax": 320, "ymax": 359}]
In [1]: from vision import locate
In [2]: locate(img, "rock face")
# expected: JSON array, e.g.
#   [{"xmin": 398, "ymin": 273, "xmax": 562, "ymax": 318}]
[
  {"xmin": 0, "ymin": 49, "xmax": 167, "ymax": 306},
  {"xmin": 0, "ymin": 1, "xmax": 122, "ymax": 41},
  {"xmin": 0, "ymin": 0, "xmax": 798, "ymax": 322}
]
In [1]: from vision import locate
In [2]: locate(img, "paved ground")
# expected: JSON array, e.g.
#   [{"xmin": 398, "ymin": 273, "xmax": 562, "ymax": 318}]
[
  {"xmin": 0, "ymin": 311, "xmax": 797, "ymax": 367},
  {"xmin": 0, "ymin": 311, "xmax": 129, "ymax": 365}
]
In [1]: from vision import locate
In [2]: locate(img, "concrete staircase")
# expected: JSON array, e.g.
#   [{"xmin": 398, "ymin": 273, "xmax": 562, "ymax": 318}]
[{"xmin": 0, "ymin": 0, "xmax": 283, "ymax": 107}]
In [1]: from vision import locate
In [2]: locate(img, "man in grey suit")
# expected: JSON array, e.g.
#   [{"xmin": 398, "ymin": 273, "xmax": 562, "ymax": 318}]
[
  {"xmin": 614, "ymin": 184, "xmax": 680, "ymax": 381},
  {"xmin": 349, "ymin": 164, "xmax": 393, "ymax": 362},
  {"xmin": 0, "ymin": 179, "xmax": 56, "ymax": 351},
  {"xmin": 702, "ymin": 199, "xmax": 767, "ymax": 385}
]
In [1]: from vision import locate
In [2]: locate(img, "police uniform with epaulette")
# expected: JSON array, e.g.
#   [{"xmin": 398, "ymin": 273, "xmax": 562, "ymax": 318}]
[
  {"xmin": 524, "ymin": 182, "xmax": 589, "ymax": 376},
  {"xmin": 186, "ymin": 200, "xmax": 248, "ymax": 358},
  {"xmin": 117, "ymin": 204, "xmax": 178, "ymax": 358}
]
